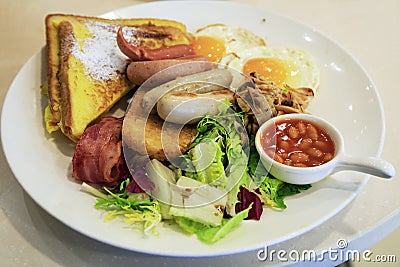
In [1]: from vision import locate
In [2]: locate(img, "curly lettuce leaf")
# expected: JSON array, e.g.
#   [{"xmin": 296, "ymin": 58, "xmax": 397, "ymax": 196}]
[
  {"xmin": 82, "ymin": 181, "xmax": 161, "ymax": 234},
  {"xmin": 258, "ymin": 175, "xmax": 311, "ymax": 209}
]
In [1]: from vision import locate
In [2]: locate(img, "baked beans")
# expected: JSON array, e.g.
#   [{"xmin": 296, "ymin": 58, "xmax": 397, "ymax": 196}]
[{"xmin": 261, "ymin": 118, "xmax": 335, "ymax": 167}]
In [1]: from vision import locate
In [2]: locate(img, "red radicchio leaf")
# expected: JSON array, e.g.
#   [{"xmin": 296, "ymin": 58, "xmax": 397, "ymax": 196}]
[
  {"xmin": 235, "ymin": 186, "xmax": 263, "ymax": 220},
  {"xmin": 125, "ymin": 155, "xmax": 155, "ymax": 192},
  {"xmin": 126, "ymin": 176, "xmax": 145, "ymax": 193}
]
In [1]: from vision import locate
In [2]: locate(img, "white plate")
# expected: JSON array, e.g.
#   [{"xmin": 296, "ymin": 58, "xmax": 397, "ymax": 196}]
[{"xmin": 1, "ymin": 1, "xmax": 385, "ymax": 257}]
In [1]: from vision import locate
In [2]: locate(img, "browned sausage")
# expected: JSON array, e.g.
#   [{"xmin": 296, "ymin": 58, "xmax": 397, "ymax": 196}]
[{"xmin": 126, "ymin": 55, "xmax": 213, "ymax": 85}]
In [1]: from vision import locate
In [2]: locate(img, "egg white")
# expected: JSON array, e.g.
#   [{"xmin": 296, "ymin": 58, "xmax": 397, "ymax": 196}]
[
  {"xmin": 194, "ymin": 24, "xmax": 266, "ymax": 61},
  {"xmin": 222, "ymin": 46, "xmax": 320, "ymax": 91}
]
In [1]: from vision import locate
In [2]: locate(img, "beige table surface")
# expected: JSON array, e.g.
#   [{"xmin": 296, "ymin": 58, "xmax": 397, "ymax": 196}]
[{"xmin": 1, "ymin": 0, "xmax": 399, "ymax": 266}]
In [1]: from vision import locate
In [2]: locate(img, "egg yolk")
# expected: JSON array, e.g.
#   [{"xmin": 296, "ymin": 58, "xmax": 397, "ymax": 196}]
[
  {"xmin": 243, "ymin": 58, "xmax": 297, "ymax": 86},
  {"xmin": 191, "ymin": 36, "xmax": 226, "ymax": 63}
]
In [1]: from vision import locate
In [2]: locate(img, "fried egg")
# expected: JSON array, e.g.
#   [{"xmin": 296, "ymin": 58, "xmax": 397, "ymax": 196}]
[
  {"xmin": 224, "ymin": 46, "xmax": 320, "ymax": 91},
  {"xmin": 191, "ymin": 24, "xmax": 266, "ymax": 63}
]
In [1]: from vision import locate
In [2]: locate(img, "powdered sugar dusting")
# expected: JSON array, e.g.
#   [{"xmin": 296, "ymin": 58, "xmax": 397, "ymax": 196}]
[
  {"xmin": 72, "ymin": 21, "xmax": 129, "ymax": 81},
  {"xmin": 122, "ymin": 27, "xmax": 139, "ymax": 47}
]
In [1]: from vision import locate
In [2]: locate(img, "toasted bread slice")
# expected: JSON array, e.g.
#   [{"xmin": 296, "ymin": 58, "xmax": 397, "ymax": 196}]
[{"xmin": 44, "ymin": 14, "xmax": 192, "ymax": 141}]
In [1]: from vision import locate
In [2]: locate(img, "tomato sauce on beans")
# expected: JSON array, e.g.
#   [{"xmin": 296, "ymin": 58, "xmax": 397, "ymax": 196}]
[{"xmin": 261, "ymin": 118, "xmax": 335, "ymax": 167}]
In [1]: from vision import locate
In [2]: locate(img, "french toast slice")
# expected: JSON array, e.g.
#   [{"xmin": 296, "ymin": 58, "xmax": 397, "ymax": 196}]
[{"xmin": 44, "ymin": 14, "xmax": 192, "ymax": 141}]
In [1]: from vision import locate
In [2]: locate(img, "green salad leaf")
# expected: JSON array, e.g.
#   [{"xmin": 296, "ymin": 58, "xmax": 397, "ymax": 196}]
[
  {"xmin": 258, "ymin": 175, "xmax": 311, "ymax": 209},
  {"xmin": 247, "ymin": 135, "xmax": 312, "ymax": 209},
  {"xmin": 82, "ymin": 181, "xmax": 162, "ymax": 234},
  {"xmin": 187, "ymin": 140, "xmax": 227, "ymax": 188},
  {"xmin": 183, "ymin": 101, "xmax": 250, "ymax": 216},
  {"xmin": 174, "ymin": 205, "xmax": 251, "ymax": 244},
  {"xmin": 81, "ymin": 99, "xmax": 312, "ymax": 243}
]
